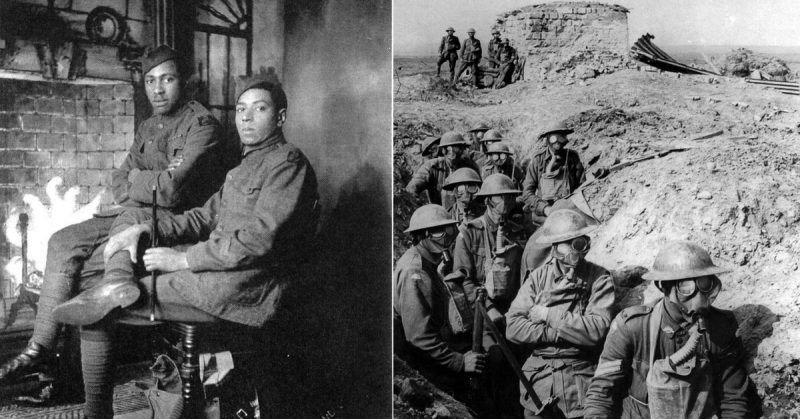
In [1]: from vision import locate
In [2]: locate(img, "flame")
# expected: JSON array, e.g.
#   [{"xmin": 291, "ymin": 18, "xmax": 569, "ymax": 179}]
[{"xmin": 3, "ymin": 177, "xmax": 103, "ymax": 294}]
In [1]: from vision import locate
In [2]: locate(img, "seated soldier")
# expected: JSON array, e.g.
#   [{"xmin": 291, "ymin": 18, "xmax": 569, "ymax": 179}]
[
  {"xmin": 0, "ymin": 45, "xmax": 226, "ymax": 392},
  {"xmin": 394, "ymin": 204, "xmax": 486, "ymax": 405},
  {"xmin": 51, "ymin": 78, "xmax": 319, "ymax": 418}
]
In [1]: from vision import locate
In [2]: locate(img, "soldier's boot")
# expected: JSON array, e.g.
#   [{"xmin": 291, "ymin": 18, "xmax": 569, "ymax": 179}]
[
  {"xmin": 0, "ymin": 341, "xmax": 51, "ymax": 385},
  {"xmin": 52, "ymin": 277, "xmax": 140, "ymax": 326}
]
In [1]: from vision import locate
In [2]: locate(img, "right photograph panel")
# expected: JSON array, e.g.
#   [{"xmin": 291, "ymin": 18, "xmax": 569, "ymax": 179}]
[{"xmin": 393, "ymin": 1, "xmax": 799, "ymax": 417}]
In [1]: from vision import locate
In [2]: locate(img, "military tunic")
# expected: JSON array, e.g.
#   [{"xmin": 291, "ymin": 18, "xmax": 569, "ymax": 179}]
[
  {"xmin": 488, "ymin": 37, "xmax": 503, "ymax": 67},
  {"xmin": 452, "ymin": 214, "xmax": 527, "ymax": 313},
  {"xmin": 406, "ymin": 156, "xmax": 481, "ymax": 208},
  {"xmin": 455, "ymin": 37, "xmax": 483, "ymax": 86},
  {"xmin": 115, "ymin": 132, "xmax": 319, "ymax": 327},
  {"xmin": 111, "ymin": 100, "xmax": 226, "ymax": 212},
  {"xmin": 506, "ymin": 258, "xmax": 616, "ymax": 417},
  {"xmin": 394, "ymin": 245, "xmax": 469, "ymax": 373},
  {"xmin": 481, "ymin": 159, "xmax": 524, "ymax": 189},
  {"xmin": 522, "ymin": 148, "xmax": 585, "ymax": 216},
  {"xmin": 583, "ymin": 299, "xmax": 759, "ymax": 419},
  {"xmin": 437, "ymin": 34, "xmax": 462, "ymax": 81}
]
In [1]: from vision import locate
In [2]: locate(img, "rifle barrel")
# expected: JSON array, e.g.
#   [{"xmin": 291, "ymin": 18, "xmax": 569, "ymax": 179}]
[{"xmin": 150, "ymin": 186, "xmax": 157, "ymax": 321}]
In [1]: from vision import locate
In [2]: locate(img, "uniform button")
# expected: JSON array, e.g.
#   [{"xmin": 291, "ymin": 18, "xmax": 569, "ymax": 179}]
[
  {"xmin": 227, "ymin": 175, "xmax": 232, "ymax": 180},
  {"xmin": 158, "ymin": 123, "xmax": 164, "ymax": 129}
]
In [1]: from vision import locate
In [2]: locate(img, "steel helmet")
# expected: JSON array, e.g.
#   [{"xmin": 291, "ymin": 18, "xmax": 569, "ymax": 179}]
[
  {"xmin": 421, "ymin": 135, "xmax": 440, "ymax": 155},
  {"xmin": 492, "ymin": 29, "xmax": 500, "ymax": 35},
  {"xmin": 485, "ymin": 142, "xmax": 514, "ymax": 156},
  {"xmin": 446, "ymin": 27, "xmax": 455, "ymax": 32},
  {"xmin": 468, "ymin": 122, "xmax": 491, "ymax": 133},
  {"xmin": 467, "ymin": 28, "xmax": 476, "ymax": 34},
  {"xmin": 475, "ymin": 173, "xmax": 521, "ymax": 196},
  {"xmin": 480, "ymin": 129, "xmax": 505, "ymax": 143},
  {"xmin": 443, "ymin": 167, "xmax": 482, "ymax": 190},
  {"xmin": 439, "ymin": 131, "xmax": 470, "ymax": 148},
  {"xmin": 538, "ymin": 121, "xmax": 574, "ymax": 140},
  {"xmin": 535, "ymin": 208, "xmax": 598, "ymax": 244},
  {"xmin": 641, "ymin": 241, "xmax": 732, "ymax": 281},
  {"xmin": 404, "ymin": 204, "xmax": 458, "ymax": 233}
]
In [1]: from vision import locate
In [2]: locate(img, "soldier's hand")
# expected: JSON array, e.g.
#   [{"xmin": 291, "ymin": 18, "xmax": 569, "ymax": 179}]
[
  {"xmin": 127, "ymin": 168, "xmax": 141, "ymax": 183},
  {"xmin": 528, "ymin": 304, "xmax": 549, "ymax": 324},
  {"xmin": 463, "ymin": 351, "xmax": 487, "ymax": 373},
  {"xmin": 167, "ymin": 156, "xmax": 184, "ymax": 171},
  {"xmin": 543, "ymin": 205, "xmax": 553, "ymax": 216},
  {"xmin": 143, "ymin": 248, "xmax": 189, "ymax": 272},
  {"xmin": 104, "ymin": 224, "xmax": 150, "ymax": 264}
]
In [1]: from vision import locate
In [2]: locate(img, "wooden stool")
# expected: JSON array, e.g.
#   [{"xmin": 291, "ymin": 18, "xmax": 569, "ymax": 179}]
[{"xmin": 118, "ymin": 303, "xmax": 222, "ymax": 418}]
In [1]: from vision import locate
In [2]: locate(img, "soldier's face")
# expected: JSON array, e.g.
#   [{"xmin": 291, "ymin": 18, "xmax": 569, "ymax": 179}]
[
  {"xmin": 145, "ymin": 60, "xmax": 182, "ymax": 115},
  {"xmin": 236, "ymin": 88, "xmax": 287, "ymax": 146},
  {"xmin": 547, "ymin": 134, "xmax": 568, "ymax": 152},
  {"xmin": 443, "ymin": 145, "xmax": 464, "ymax": 162}
]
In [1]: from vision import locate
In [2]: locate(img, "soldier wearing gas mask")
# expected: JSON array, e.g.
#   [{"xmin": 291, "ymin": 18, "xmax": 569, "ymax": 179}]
[
  {"xmin": 481, "ymin": 142, "xmax": 524, "ymax": 189},
  {"xmin": 583, "ymin": 241, "xmax": 761, "ymax": 419},
  {"xmin": 406, "ymin": 131, "xmax": 481, "ymax": 208},
  {"xmin": 442, "ymin": 167, "xmax": 485, "ymax": 226},
  {"xmin": 393, "ymin": 204, "xmax": 486, "ymax": 403},
  {"xmin": 452, "ymin": 173, "xmax": 528, "ymax": 419},
  {"xmin": 506, "ymin": 209, "xmax": 615, "ymax": 419}
]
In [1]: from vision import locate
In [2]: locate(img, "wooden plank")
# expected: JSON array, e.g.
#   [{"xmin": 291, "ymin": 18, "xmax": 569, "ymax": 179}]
[
  {"xmin": 54, "ymin": 41, "xmax": 74, "ymax": 80},
  {"xmin": 690, "ymin": 130, "xmax": 724, "ymax": 141}
]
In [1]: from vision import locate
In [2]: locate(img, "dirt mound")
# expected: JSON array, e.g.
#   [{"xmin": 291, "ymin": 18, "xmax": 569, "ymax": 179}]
[
  {"xmin": 720, "ymin": 48, "xmax": 795, "ymax": 81},
  {"xmin": 393, "ymin": 356, "xmax": 476, "ymax": 419}
]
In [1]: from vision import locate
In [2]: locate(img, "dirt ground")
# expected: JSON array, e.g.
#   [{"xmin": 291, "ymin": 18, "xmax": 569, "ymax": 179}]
[{"xmin": 393, "ymin": 55, "xmax": 800, "ymax": 417}]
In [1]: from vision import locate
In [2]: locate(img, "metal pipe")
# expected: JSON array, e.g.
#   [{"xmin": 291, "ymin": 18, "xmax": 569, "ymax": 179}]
[{"xmin": 150, "ymin": 186, "xmax": 158, "ymax": 321}]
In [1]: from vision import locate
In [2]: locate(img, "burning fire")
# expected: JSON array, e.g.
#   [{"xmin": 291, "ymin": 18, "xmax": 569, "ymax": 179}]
[{"xmin": 3, "ymin": 177, "xmax": 103, "ymax": 295}]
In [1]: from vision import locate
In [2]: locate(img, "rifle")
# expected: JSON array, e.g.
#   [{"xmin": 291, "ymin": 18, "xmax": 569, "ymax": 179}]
[
  {"xmin": 149, "ymin": 185, "xmax": 158, "ymax": 321},
  {"xmin": 578, "ymin": 146, "xmax": 692, "ymax": 192},
  {"xmin": 477, "ymin": 302, "xmax": 555, "ymax": 414},
  {"xmin": 468, "ymin": 288, "xmax": 486, "ymax": 395}
]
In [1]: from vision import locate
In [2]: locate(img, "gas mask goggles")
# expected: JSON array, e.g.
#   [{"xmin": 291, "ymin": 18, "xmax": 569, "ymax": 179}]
[{"xmin": 552, "ymin": 235, "xmax": 590, "ymax": 267}]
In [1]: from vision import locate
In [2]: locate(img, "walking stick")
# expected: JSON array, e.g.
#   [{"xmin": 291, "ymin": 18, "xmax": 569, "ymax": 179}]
[{"xmin": 150, "ymin": 185, "xmax": 158, "ymax": 321}]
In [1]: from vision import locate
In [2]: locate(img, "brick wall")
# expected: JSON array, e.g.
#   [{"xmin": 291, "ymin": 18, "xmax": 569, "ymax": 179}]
[
  {"xmin": 0, "ymin": 77, "xmax": 135, "ymax": 258},
  {"xmin": 497, "ymin": 2, "xmax": 631, "ymax": 79}
]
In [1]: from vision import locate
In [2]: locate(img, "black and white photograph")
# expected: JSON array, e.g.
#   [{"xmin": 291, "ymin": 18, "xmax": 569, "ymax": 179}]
[
  {"xmin": 0, "ymin": 0, "xmax": 391, "ymax": 418},
  {"xmin": 393, "ymin": 1, "xmax": 798, "ymax": 418}
]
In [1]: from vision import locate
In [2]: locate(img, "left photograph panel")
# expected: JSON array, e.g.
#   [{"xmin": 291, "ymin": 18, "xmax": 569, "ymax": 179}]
[{"xmin": 0, "ymin": 0, "xmax": 392, "ymax": 418}]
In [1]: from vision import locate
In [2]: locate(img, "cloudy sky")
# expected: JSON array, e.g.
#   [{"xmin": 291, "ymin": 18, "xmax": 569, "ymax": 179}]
[{"xmin": 393, "ymin": 0, "xmax": 800, "ymax": 56}]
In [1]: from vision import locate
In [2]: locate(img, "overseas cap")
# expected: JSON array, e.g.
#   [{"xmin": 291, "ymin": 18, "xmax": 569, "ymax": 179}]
[
  {"xmin": 142, "ymin": 45, "xmax": 180, "ymax": 76},
  {"xmin": 535, "ymin": 208, "xmax": 598, "ymax": 244},
  {"xmin": 234, "ymin": 71, "xmax": 283, "ymax": 102},
  {"xmin": 405, "ymin": 204, "xmax": 458, "ymax": 233},
  {"xmin": 641, "ymin": 241, "xmax": 732, "ymax": 281}
]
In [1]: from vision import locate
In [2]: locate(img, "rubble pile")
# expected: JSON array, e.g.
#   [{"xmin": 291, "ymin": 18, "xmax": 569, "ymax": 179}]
[
  {"xmin": 495, "ymin": 2, "xmax": 632, "ymax": 80},
  {"xmin": 720, "ymin": 48, "xmax": 795, "ymax": 81},
  {"xmin": 393, "ymin": 356, "xmax": 476, "ymax": 419}
]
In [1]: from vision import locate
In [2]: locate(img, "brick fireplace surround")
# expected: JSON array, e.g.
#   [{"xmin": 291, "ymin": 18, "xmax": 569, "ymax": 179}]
[{"xmin": 0, "ymin": 75, "xmax": 136, "ymax": 259}]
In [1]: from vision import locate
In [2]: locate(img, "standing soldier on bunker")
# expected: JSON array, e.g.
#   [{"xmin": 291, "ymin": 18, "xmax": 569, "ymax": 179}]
[
  {"xmin": 437, "ymin": 27, "xmax": 461, "ymax": 83},
  {"xmin": 406, "ymin": 131, "xmax": 481, "ymax": 209},
  {"xmin": 454, "ymin": 28, "xmax": 482, "ymax": 87},
  {"xmin": 488, "ymin": 29, "xmax": 503, "ymax": 69}
]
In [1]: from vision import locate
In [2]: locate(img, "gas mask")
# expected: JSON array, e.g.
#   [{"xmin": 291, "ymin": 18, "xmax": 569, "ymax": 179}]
[
  {"xmin": 443, "ymin": 145, "xmax": 464, "ymax": 166},
  {"xmin": 454, "ymin": 183, "xmax": 479, "ymax": 207},
  {"xmin": 424, "ymin": 224, "xmax": 458, "ymax": 254},
  {"xmin": 490, "ymin": 152, "xmax": 508, "ymax": 167},
  {"xmin": 669, "ymin": 276, "xmax": 721, "ymax": 320},
  {"xmin": 486, "ymin": 194, "xmax": 515, "ymax": 219},
  {"xmin": 551, "ymin": 236, "xmax": 590, "ymax": 268}
]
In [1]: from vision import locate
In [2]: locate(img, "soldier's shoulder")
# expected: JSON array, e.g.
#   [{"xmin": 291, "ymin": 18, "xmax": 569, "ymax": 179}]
[
  {"xmin": 185, "ymin": 101, "xmax": 219, "ymax": 127},
  {"xmin": 583, "ymin": 260, "xmax": 612, "ymax": 280},
  {"xmin": 709, "ymin": 306, "xmax": 739, "ymax": 328},
  {"xmin": 275, "ymin": 141, "xmax": 310, "ymax": 165},
  {"xmin": 618, "ymin": 304, "xmax": 653, "ymax": 324},
  {"xmin": 464, "ymin": 217, "xmax": 485, "ymax": 230}
]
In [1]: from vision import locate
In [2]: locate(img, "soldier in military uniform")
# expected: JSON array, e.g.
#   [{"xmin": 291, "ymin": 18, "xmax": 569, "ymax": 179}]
[
  {"xmin": 522, "ymin": 121, "xmax": 585, "ymax": 218},
  {"xmin": 454, "ymin": 28, "xmax": 482, "ymax": 87},
  {"xmin": 437, "ymin": 27, "xmax": 461, "ymax": 82},
  {"xmin": 506, "ymin": 209, "xmax": 616, "ymax": 419},
  {"xmin": 471, "ymin": 128, "xmax": 504, "ymax": 167},
  {"xmin": 0, "ymin": 46, "xmax": 227, "ymax": 392},
  {"xmin": 452, "ymin": 173, "xmax": 527, "ymax": 419},
  {"xmin": 482, "ymin": 142, "xmax": 524, "ymax": 189},
  {"xmin": 488, "ymin": 30, "xmax": 503, "ymax": 69},
  {"xmin": 442, "ymin": 168, "xmax": 484, "ymax": 226},
  {"xmin": 394, "ymin": 204, "xmax": 486, "ymax": 404},
  {"xmin": 494, "ymin": 39, "xmax": 518, "ymax": 89},
  {"xmin": 583, "ymin": 241, "xmax": 761, "ymax": 419},
  {"xmin": 421, "ymin": 135, "xmax": 441, "ymax": 159},
  {"xmin": 406, "ymin": 131, "xmax": 481, "ymax": 209},
  {"xmin": 467, "ymin": 122, "xmax": 491, "ymax": 152},
  {"xmin": 54, "ymin": 78, "xmax": 320, "ymax": 417}
]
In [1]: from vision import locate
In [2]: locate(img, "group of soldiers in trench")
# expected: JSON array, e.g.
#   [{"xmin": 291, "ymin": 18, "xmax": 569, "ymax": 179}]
[
  {"xmin": 437, "ymin": 27, "xmax": 524, "ymax": 89},
  {"xmin": 395, "ymin": 122, "xmax": 763, "ymax": 418}
]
